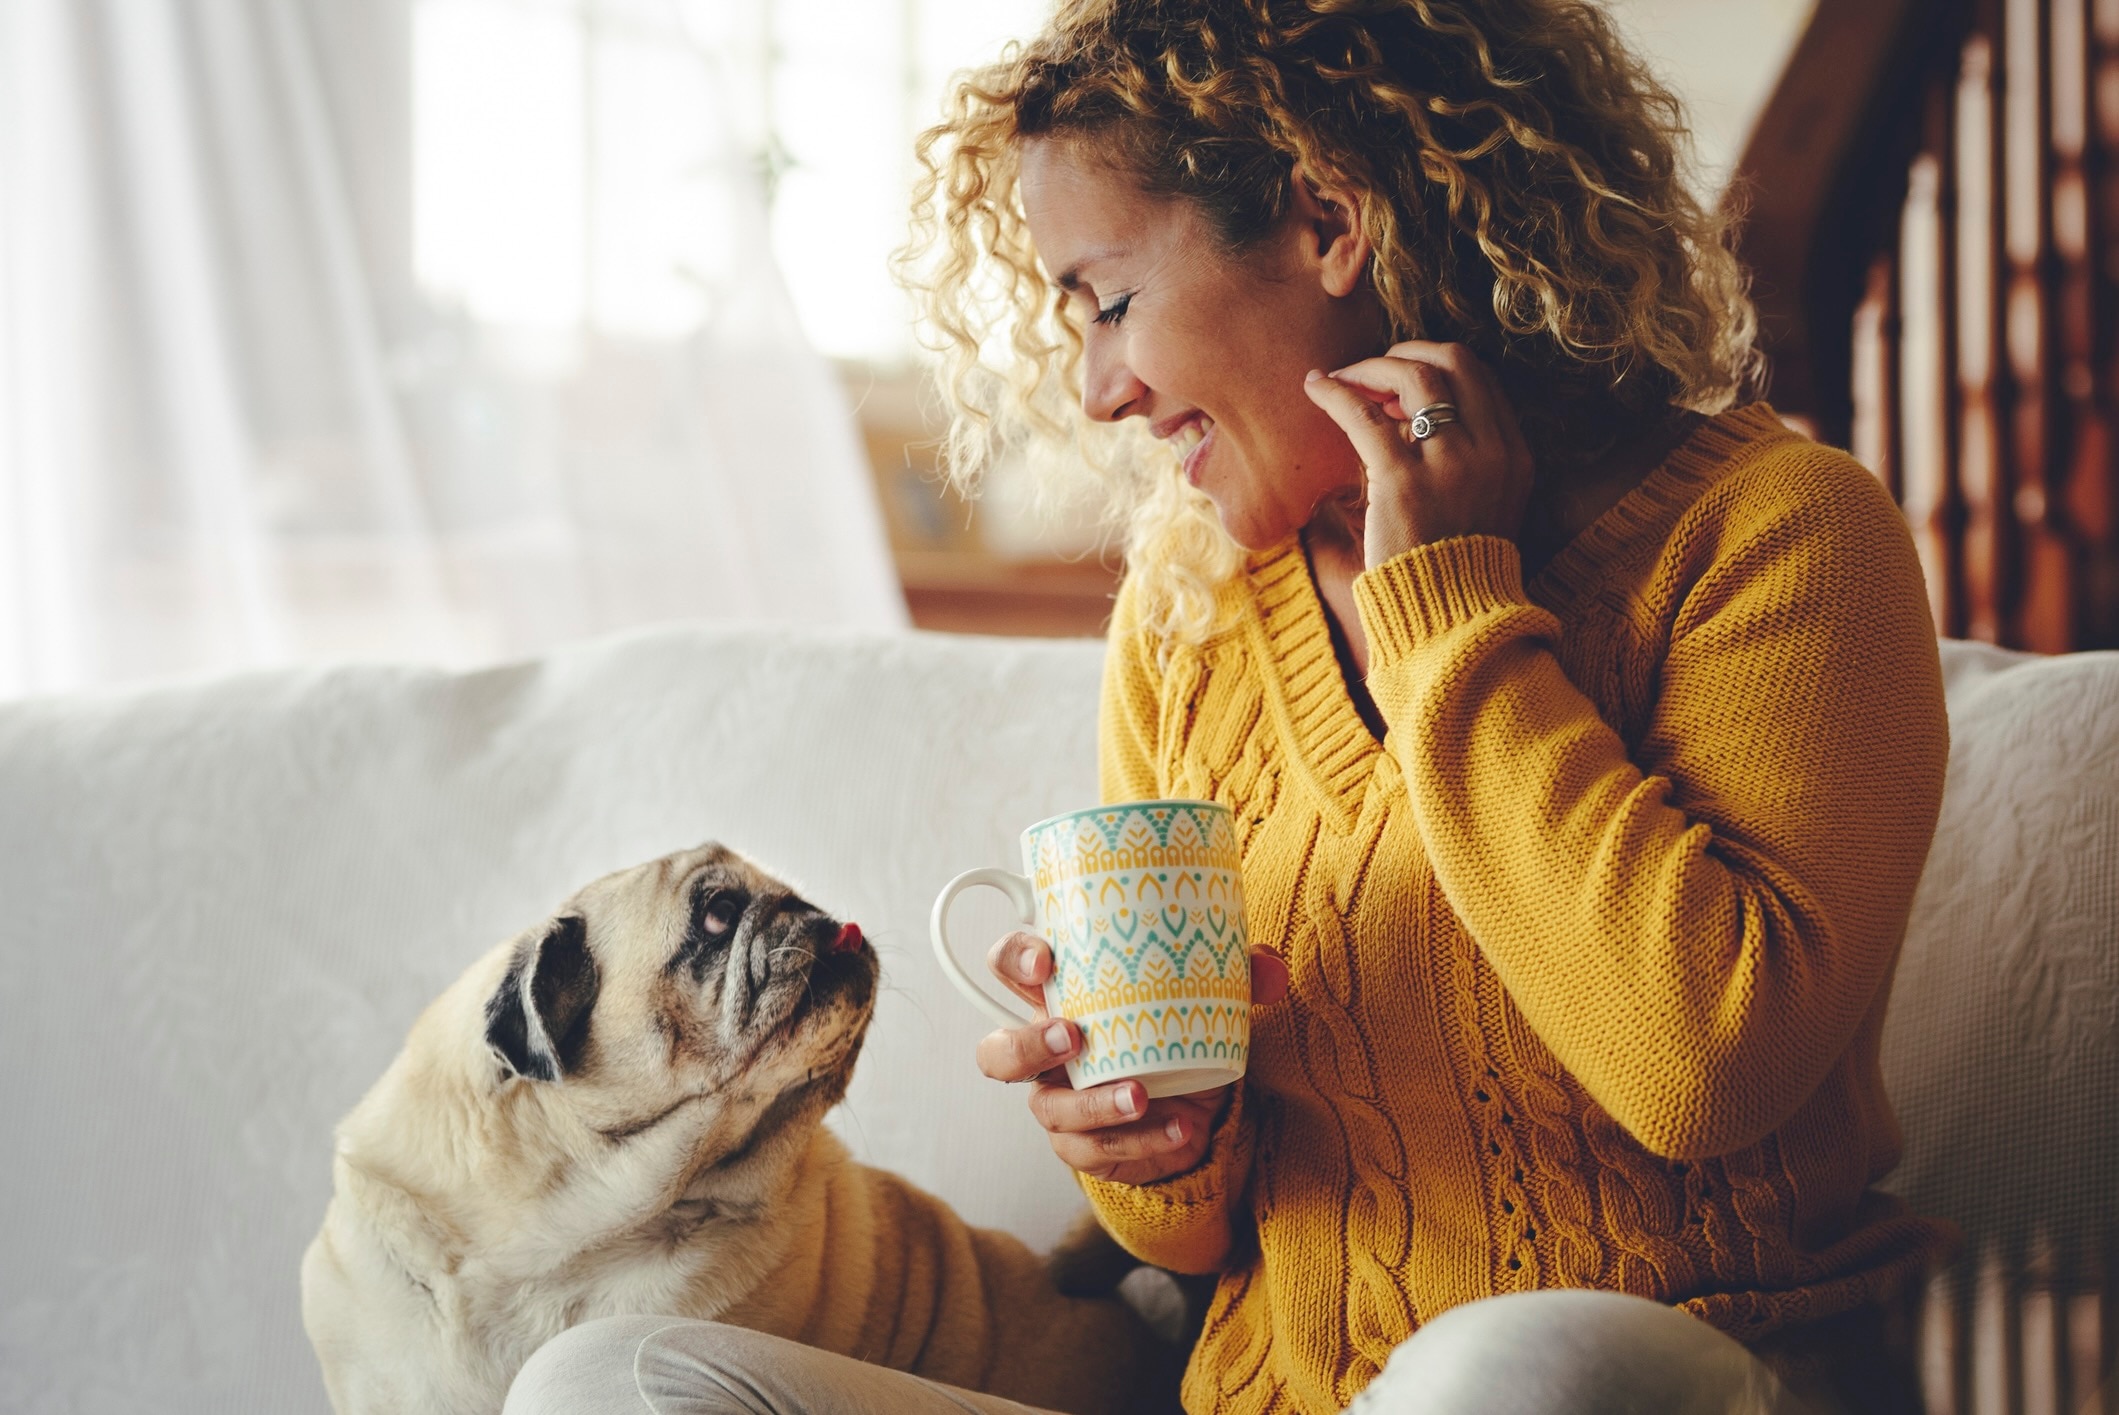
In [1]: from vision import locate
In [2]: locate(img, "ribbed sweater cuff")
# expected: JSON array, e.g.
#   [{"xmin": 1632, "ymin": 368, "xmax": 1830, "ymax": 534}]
[{"xmin": 1353, "ymin": 535, "xmax": 1527, "ymax": 665}]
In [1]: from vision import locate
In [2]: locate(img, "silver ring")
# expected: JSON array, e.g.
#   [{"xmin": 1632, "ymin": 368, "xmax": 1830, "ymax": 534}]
[{"xmin": 1407, "ymin": 402, "xmax": 1459, "ymax": 441}]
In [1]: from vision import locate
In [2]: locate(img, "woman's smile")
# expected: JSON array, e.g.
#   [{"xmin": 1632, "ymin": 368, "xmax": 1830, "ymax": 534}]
[
  {"xmin": 1016, "ymin": 138, "xmax": 1385, "ymax": 551},
  {"xmin": 1158, "ymin": 414, "xmax": 1214, "ymax": 486}
]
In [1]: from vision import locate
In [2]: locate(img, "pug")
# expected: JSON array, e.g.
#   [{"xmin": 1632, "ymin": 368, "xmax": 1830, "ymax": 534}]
[{"xmin": 300, "ymin": 842, "xmax": 1168, "ymax": 1415}]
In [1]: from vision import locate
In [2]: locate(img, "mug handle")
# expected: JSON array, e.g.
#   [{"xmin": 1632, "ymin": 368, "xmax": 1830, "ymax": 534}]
[{"xmin": 930, "ymin": 866, "xmax": 1043, "ymax": 1030}]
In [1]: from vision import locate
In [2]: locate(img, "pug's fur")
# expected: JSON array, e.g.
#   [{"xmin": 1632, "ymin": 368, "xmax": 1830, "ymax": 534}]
[{"xmin": 301, "ymin": 843, "xmax": 1166, "ymax": 1415}]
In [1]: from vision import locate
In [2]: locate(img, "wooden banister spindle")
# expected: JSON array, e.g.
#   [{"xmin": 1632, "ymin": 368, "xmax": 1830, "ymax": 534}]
[
  {"xmin": 2050, "ymin": 0, "xmax": 2106, "ymax": 652},
  {"xmin": 2061, "ymin": 1244, "xmax": 2115, "ymax": 1415},
  {"xmin": 2084, "ymin": 0, "xmax": 2119, "ymax": 646},
  {"xmin": 2063, "ymin": 1285, "xmax": 2105, "ymax": 1412},
  {"xmin": 2004, "ymin": 0, "xmax": 2075, "ymax": 649},
  {"xmin": 1853, "ymin": 248, "xmax": 1905, "ymax": 499},
  {"xmin": 1903, "ymin": 134, "xmax": 1966, "ymax": 637},
  {"xmin": 1924, "ymin": 1265, "xmax": 1972, "ymax": 1415},
  {"xmin": 1959, "ymin": 30, "xmax": 2012, "ymax": 644}
]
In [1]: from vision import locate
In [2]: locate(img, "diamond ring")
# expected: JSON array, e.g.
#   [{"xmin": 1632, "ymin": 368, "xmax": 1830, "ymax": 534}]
[{"xmin": 1407, "ymin": 402, "xmax": 1460, "ymax": 441}]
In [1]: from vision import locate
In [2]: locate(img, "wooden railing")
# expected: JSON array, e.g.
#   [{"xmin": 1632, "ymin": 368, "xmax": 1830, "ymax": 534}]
[
  {"xmin": 1734, "ymin": 9, "xmax": 2118, "ymax": 1412},
  {"xmin": 1732, "ymin": 0, "xmax": 2119, "ymax": 652}
]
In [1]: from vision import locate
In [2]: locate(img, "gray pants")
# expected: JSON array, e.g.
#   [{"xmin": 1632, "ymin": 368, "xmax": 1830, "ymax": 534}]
[{"xmin": 503, "ymin": 1289, "xmax": 1799, "ymax": 1414}]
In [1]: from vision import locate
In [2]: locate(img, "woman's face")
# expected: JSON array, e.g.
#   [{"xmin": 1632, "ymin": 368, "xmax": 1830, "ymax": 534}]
[{"xmin": 1017, "ymin": 138, "xmax": 1386, "ymax": 550}]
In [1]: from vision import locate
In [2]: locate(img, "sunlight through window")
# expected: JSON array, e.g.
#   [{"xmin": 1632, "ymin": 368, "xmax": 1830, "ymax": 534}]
[{"xmin": 412, "ymin": 0, "xmax": 1048, "ymax": 361}]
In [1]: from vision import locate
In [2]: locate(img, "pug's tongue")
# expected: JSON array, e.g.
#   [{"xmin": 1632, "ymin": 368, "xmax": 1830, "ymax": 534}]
[{"xmin": 830, "ymin": 922, "xmax": 864, "ymax": 954}]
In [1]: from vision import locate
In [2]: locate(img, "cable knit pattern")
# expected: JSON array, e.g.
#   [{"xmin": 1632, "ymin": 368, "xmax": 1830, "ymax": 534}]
[{"xmin": 1079, "ymin": 404, "xmax": 1958, "ymax": 1415}]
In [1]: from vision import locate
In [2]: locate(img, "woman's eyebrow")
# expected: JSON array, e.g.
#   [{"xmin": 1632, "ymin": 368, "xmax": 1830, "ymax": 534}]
[{"xmin": 1052, "ymin": 246, "xmax": 1126, "ymax": 291}]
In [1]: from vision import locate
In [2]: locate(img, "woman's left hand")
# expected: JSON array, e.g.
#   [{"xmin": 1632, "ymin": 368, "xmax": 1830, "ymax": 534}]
[{"xmin": 1302, "ymin": 340, "xmax": 1535, "ymax": 570}]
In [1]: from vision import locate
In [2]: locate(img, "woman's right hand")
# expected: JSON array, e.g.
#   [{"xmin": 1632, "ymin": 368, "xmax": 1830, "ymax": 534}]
[{"xmin": 974, "ymin": 932, "xmax": 1288, "ymax": 1186}]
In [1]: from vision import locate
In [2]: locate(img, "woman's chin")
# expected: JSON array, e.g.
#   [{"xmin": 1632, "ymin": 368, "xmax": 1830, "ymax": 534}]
[
  {"xmin": 1212, "ymin": 501, "xmax": 1300, "ymax": 554},
  {"xmin": 1199, "ymin": 455, "xmax": 1359, "ymax": 554}
]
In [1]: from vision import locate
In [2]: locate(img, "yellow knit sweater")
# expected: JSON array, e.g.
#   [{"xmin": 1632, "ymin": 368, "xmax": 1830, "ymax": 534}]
[{"xmin": 1080, "ymin": 404, "xmax": 1955, "ymax": 1415}]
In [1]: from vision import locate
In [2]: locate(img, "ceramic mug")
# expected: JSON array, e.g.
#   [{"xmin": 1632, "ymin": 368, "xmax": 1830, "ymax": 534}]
[{"xmin": 930, "ymin": 798, "xmax": 1251, "ymax": 1098}]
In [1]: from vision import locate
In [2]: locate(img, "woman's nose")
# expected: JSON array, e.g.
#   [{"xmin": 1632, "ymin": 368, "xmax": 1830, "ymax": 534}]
[{"xmin": 1081, "ymin": 341, "xmax": 1147, "ymax": 424}]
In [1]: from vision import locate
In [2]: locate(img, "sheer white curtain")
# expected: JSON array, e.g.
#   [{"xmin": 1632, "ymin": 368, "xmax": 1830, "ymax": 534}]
[{"xmin": 0, "ymin": 0, "xmax": 905, "ymax": 700}]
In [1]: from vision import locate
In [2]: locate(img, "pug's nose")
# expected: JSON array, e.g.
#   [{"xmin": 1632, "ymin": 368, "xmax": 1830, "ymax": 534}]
[{"xmin": 830, "ymin": 922, "xmax": 864, "ymax": 954}]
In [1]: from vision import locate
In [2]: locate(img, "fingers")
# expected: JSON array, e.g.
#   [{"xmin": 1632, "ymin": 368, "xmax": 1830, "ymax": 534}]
[
  {"xmin": 1304, "ymin": 368, "xmax": 1415, "ymax": 471},
  {"xmin": 1037, "ymin": 1082, "xmax": 1222, "ymax": 1184},
  {"xmin": 985, "ymin": 930, "xmax": 1052, "ymax": 1012},
  {"xmin": 1376, "ymin": 340, "xmax": 1526, "ymax": 462},
  {"xmin": 1330, "ymin": 357, "xmax": 1492, "ymax": 461},
  {"xmin": 1249, "ymin": 948, "xmax": 1290, "ymax": 1007},
  {"xmin": 1381, "ymin": 338, "xmax": 1488, "ymax": 394},
  {"xmin": 1029, "ymin": 1075, "xmax": 1149, "ymax": 1132},
  {"xmin": 1029, "ymin": 1076, "xmax": 1226, "ymax": 1146},
  {"xmin": 974, "ymin": 1013, "xmax": 1077, "ymax": 1084},
  {"xmin": 1327, "ymin": 350, "xmax": 1460, "ymax": 429},
  {"xmin": 1417, "ymin": 342, "xmax": 1530, "ymax": 476}
]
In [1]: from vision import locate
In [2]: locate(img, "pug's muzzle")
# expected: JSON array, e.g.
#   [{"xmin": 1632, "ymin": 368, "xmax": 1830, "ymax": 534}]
[
  {"xmin": 686, "ymin": 885, "xmax": 874, "ymax": 1050},
  {"xmin": 482, "ymin": 849, "xmax": 878, "ymax": 1092}
]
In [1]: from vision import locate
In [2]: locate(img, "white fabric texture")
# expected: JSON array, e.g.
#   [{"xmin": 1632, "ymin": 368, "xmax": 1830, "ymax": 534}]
[
  {"xmin": 1883, "ymin": 642, "xmax": 2119, "ymax": 1258},
  {"xmin": 0, "ymin": 0, "xmax": 904, "ymax": 700},
  {"xmin": 0, "ymin": 630, "xmax": 2111, "ymax": 1414}
]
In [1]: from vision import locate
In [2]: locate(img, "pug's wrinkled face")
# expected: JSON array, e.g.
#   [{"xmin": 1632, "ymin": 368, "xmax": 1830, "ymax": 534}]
[{"xmin": 481, "ymin": 842, "xmax": 878, "ymax": 1163}]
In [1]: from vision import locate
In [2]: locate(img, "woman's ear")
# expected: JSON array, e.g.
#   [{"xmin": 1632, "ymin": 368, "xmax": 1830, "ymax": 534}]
[{"xmin": 1289, "ymin": 166, "xmax": 1372, "ymax": 299}]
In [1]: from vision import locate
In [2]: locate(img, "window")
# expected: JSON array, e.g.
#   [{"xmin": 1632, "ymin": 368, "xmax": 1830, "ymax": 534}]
[{"xmin": 412, "ymin": 0, "xmax": 1047, "ymax": 360}]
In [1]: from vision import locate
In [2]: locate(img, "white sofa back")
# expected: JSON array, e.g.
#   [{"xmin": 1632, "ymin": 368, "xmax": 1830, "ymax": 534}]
[{"xmin": 0, "ymin": 628, "xmax": 2112, "ymax": 1413}]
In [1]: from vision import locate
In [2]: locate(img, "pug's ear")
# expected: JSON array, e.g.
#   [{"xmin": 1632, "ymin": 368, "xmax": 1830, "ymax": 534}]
[{"xmin": 485, "ymin": 915, "xmax": 600, "ymax": 1082}]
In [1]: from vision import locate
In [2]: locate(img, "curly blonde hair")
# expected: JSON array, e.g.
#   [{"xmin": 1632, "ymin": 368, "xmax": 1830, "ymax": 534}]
[{"xmin": 899, "ymin": 0, "xmax": 1762, "ymax": 642}]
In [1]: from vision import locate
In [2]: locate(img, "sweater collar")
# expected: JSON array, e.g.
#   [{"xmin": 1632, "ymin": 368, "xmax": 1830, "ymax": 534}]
[{"xmin": 1228, "ymin": 402, "xmax": 1797, "ymax": 828}]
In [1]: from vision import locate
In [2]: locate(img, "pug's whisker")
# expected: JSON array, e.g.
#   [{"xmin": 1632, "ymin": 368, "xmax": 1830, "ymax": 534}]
[
  {"xmin": 876, "ymin": 981, "xmax": 924, "ymax": 1009},
  {"xmin": 833, "ymin": 1097, "xmax": 876, "ymax": 1154}
]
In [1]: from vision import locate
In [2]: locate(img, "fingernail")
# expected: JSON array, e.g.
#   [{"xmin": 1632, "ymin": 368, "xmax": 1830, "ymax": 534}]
[
  {"xmin": 1165, "ymin": 1116, "xmax": 1185, "ymax": 1142},
  {"xmin": 1305, "ymin": 368, "xmax": 1326, "ymax": 382},
  {"xmin": 1017, "ymin": 947, "xmax": 1040, "ymax": 982},
  {"xmin": 1044, "ymin": 1022, "xmax": 1070, "ymax": 1053},
  {"xmin": 1116, "ymin": 1087, "xmax": 1139, "ymax": 1117}
]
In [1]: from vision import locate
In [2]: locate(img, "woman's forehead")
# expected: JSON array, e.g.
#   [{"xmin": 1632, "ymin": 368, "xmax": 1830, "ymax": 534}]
[{"xmin": 1018, "ymin": 138, "xmax": 1200, "ymax": 286}]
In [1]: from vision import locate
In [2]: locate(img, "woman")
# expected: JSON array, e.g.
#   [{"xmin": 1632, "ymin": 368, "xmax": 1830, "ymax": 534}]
[{"xmin": 506, "ymin": 1, "xmax": 1949, "ymax": 1411}]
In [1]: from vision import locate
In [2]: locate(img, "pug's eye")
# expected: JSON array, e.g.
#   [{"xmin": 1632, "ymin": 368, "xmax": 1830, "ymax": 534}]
[
  {"xmin": 674, "ymin": 882, "xmax": 748, "ymax": 979},
  {"xmin": 699, "ymin": 891, "xmax": 743, "ymax": 937}
]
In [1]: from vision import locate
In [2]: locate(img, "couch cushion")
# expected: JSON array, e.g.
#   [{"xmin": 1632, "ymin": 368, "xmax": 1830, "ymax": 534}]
[
  {"xmin": 1883, "ymin": 641, "xmax": 2119, "ymax": 1263},
  {"xmin": 0, "ymin": 625, "xmax": 1108, "ymax": 1414}
]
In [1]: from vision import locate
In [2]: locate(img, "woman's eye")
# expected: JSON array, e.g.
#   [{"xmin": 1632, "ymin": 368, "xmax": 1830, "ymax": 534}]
[
  {"xmin": 1093, "ymin": 293, "xmax": 1132, "ymax": 326},
  {"xmin": 702, "ymin": 894, "xmax": 742, "ymax": 936}
]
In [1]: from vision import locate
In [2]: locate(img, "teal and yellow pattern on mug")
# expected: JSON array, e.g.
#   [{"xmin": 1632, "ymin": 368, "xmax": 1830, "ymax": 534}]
[{"xmin": 931, "ymin": 799, "xmax": 1250, "ymax": 1098}]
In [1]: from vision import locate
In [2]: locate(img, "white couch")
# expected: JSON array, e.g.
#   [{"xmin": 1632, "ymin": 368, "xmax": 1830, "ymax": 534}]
[{"xmin": 0, "ymin": 627, "xmax": 2113, "ymax": 1413}]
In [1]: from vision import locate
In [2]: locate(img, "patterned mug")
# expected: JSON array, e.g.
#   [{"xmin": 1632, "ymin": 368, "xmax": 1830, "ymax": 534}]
[{"xmin": 930, "ymin": 798, "xmax": 1251, "ymax": 1098}]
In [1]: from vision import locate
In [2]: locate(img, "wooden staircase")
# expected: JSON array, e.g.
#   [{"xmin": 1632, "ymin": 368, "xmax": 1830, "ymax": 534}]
[{"xmin": 1732, "ymin": 0, "xmax": 2119, "ymax": 652}]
